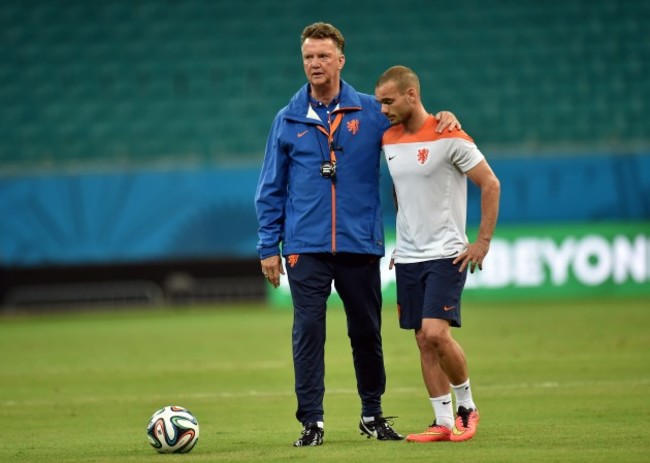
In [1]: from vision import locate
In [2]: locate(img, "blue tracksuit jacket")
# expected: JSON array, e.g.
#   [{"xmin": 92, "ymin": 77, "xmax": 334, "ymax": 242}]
[{"xmin": 255, "ymin": 80, "xmax": 391, "ymax": 259}]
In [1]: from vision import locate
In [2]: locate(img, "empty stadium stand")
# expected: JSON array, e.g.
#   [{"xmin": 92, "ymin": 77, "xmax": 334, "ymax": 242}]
[
  {"xmin": 0, "ymin": 0, "xmax": 648, "ymax": 171},
  {"xmin": 1, "ymin": 1, "xmax": 648, "ymax": 310}
]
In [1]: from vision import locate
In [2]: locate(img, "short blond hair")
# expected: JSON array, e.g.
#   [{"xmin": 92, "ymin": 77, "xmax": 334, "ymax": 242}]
[{"xmin": 376, "ymin": 65, "xmax": 420, "ymax": 94}]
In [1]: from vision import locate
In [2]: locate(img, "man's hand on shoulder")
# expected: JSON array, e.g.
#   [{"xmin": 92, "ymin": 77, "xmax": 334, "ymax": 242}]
[{"xmin": 434, "ymin": 111, "xmax": 461, "ymax": 133}]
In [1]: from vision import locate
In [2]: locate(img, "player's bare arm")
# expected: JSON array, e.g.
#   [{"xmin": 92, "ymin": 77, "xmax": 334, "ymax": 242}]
[
  {"xmin": 453, "ymin": 160, "xmax": 501, "ymax": 273},
  {"xmin": 388, "ymin": 183, "xmax": 399, "ymax": 270}
]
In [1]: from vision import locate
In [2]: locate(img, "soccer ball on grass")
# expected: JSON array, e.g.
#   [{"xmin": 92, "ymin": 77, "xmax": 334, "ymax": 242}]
[{"xmin": 146, "ymin": 405, "xmax": 200, "ymax": 453}]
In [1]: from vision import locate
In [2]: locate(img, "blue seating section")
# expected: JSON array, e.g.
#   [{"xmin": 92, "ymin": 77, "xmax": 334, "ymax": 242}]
[{"xmin": 0, "ymin": 0, "xmax": 648, "ymax": 169}]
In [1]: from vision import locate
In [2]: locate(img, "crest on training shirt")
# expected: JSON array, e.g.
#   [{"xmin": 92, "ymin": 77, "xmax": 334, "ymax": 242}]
[
  {"xmin": 417, "ymin": 148, "xmax": 429, "ymax": 165},
  {"xmin": 347, "ymin": 119, "xmax": 360, "ymax": 135}
]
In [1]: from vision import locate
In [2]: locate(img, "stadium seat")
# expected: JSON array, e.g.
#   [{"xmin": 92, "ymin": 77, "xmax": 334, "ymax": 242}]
[{"xmin": 0, "ymin": 0, "xmax": 647, "ymax": 169}]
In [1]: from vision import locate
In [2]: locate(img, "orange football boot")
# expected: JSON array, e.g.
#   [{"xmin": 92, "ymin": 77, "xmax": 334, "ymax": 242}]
[
  {"xmin": 406, "ymin": 423, "xmax": 451, "ymax": 443},
  {"xmin": 453, "ymin": 406, "xmax": 480, "ymax": 441}
]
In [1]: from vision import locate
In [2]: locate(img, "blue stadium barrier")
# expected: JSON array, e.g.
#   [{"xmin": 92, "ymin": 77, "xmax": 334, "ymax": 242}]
[{"xmin": 1, "ymin": 153, "xmax": 649, "ymax": 267}]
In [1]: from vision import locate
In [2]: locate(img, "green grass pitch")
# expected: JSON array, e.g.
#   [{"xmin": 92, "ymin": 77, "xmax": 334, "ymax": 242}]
[{"xmin": 1, "ymin": 297, "xmax": 648, "ymax": 462}]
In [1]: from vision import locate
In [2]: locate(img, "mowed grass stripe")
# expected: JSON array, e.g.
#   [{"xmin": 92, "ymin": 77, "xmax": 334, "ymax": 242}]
[
  {"xmin": 2, "ymin": 378, "xmax": 650, "ymax": 407},
  {"xmin": 0, "ymin": 298, "xmax": 648, "ymax": 463}
]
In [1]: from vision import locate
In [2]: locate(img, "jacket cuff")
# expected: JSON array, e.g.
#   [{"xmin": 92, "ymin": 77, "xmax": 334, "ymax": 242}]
[{"xmin": 258, "ymin": 246, "xmax": 280, "ymax": 260}]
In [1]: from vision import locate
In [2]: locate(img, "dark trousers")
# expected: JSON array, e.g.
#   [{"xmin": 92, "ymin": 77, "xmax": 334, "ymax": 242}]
[{"xmin": 286, "ymin": 253, "xmax": 385, "ymax": 424}]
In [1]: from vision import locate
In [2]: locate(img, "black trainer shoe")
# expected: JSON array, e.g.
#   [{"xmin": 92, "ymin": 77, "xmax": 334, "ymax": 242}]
[
  {"xmin": 359, "ymin": 415, "xmax": 404, "ymax": 440},
  {"xmin": 293, "ymin": 422, "xmax": 324, "ymax": 447}
]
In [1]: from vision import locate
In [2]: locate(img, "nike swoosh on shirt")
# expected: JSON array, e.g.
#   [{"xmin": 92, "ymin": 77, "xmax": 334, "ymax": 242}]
[
  {"xmin": 443, "ymin": 306, "xmax": 455, "ymax": 311},
  {"xmin": 297, "ymin": 130, "xmax": 308, "ymax": 138},
  {"xmin": 388, "ymin": 155, "xmax": 397, "ymax": 161}
]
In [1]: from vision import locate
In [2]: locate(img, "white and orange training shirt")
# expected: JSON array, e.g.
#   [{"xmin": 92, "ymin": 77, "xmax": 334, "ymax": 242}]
[{"xmin": 382, "ymin": 115, "xmax": 485, "ymax": 263}]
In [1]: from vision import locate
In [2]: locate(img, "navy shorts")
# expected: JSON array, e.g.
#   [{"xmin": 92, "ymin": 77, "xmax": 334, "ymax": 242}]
[{"xmin": 394, "ymin": 258, "xmax": 467, "ymax": 330}]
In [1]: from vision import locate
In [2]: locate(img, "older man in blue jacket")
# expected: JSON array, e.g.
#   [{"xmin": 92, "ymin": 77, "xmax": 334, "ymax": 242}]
[{"xmin": 255, "ymin": 22, "xmax": 459, "ymax": 447}]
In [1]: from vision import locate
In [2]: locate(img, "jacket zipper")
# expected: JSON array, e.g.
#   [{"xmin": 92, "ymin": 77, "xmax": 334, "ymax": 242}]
[{"xmin": 316, "ymin": 111, "xmax": 344, "ymax": 253}]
